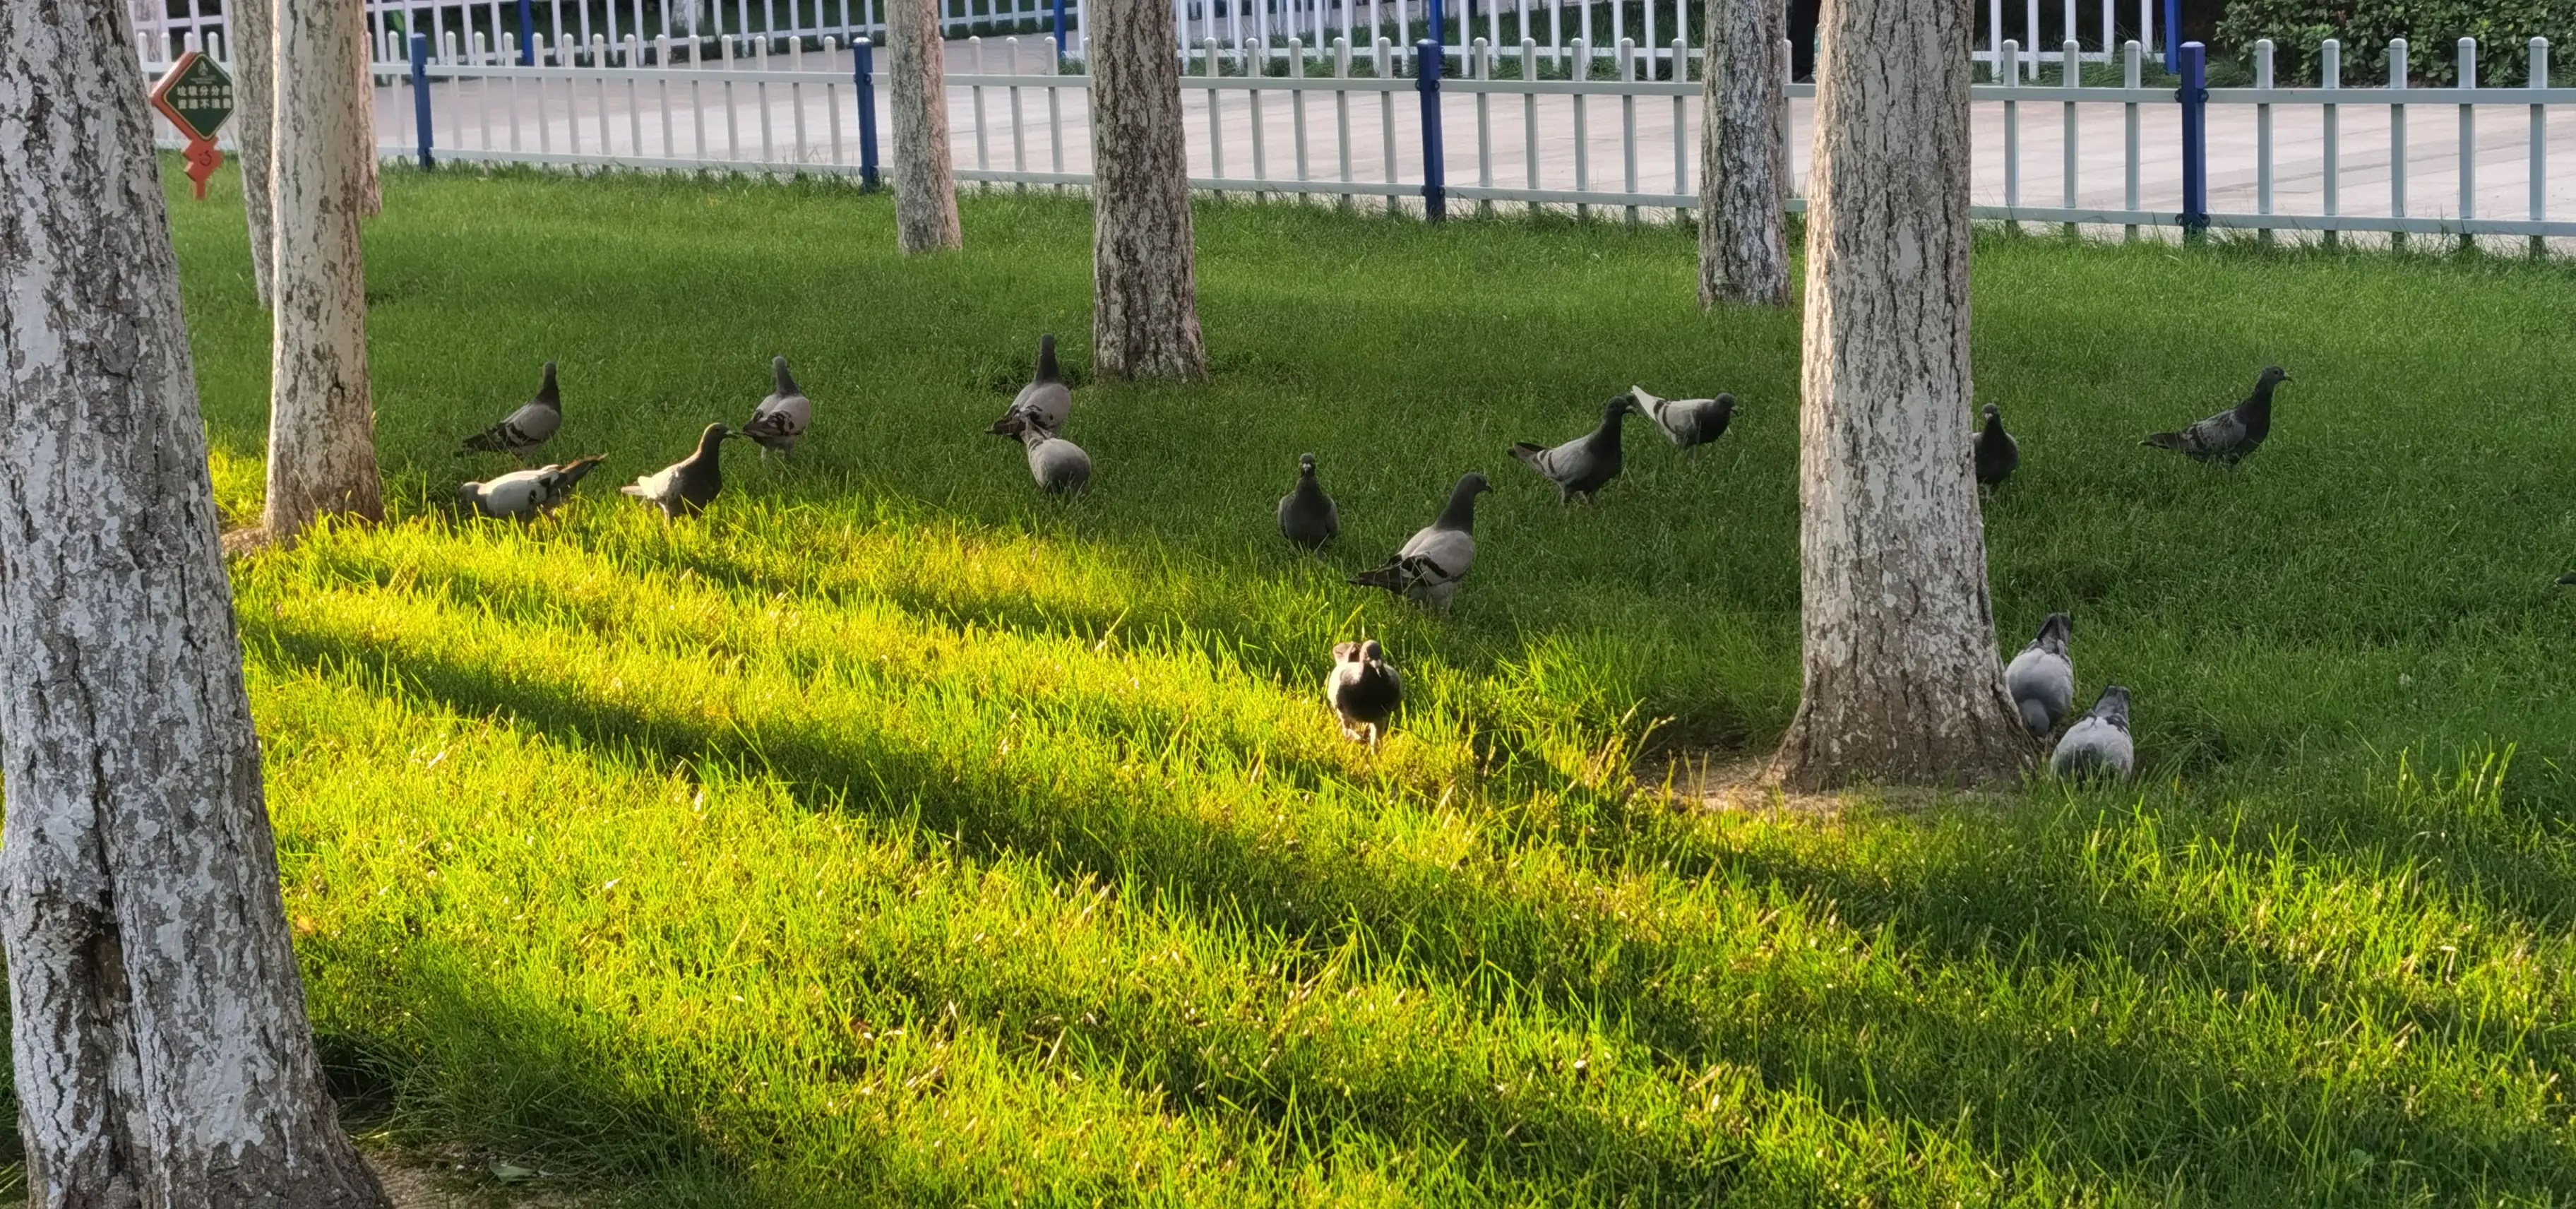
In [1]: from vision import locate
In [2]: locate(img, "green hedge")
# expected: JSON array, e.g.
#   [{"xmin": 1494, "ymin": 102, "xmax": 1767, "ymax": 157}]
[{"xmin": 2214, "ymin": 0, "xmax": 2572, "ymax": 84}]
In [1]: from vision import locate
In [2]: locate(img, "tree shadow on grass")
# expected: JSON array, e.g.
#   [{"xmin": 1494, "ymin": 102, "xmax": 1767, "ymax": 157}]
[{"xmin": 253, "ymin": 620, "xmax": 2576, "ymax": 1203}]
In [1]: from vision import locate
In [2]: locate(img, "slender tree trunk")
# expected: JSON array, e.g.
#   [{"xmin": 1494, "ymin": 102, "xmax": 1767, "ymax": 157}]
[
  {"xmin": 237, "ymin": 0, "xmax": 277, "ymax": 302},
  {"xmin": 266, "ymin": 0, "xmax": 383, "ymax": 542},
  {"xmin": 1087, "ymin": 0, "xmax": 1207, "ymax": 381},
  {"xmin": 354, "ymin": 13, "xmax": 381, "ymax": 218},
  {"xmin": 889, "ymin": 0, "xmax": 962, "ymax": 252},
  {"xmin": 1698, "ymin": 0, "xmax": 1789, "ymax": 307},
  {"xmin": 1766, "ymin": 0, "xmax": 2031, "ymax": 790},
  {"xmin": 0, "ymin": 5, "xmax": 392, "ymax": 1207}
]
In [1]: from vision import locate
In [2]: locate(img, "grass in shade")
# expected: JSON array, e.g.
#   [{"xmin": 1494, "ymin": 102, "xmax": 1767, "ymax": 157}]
[{"xmin": 32, "ymin": 157, "xmax": 2576, "ymax": 1203}]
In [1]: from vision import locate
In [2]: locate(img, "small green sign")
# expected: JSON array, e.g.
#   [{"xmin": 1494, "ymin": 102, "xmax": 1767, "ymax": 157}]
[{"xmin": 151, "ymin": 52, "xmax": 235, "ymax": 144}]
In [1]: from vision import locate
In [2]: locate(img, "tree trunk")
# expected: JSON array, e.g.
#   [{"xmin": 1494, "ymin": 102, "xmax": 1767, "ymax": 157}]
[
  {"xmin": 1698, "ymin": 0, "xmax": 1789, "ymax": 307},
  {"xmin": 1766, "ymin": 0, "xmax": 2032, "ymax": 790},
  {"xmin": 266, "ymin": 0, "xmax": 383, "ymax": 542},
  {"xmin": 236, "ymin": 0, "xmax": 277, "ymax": 302},
  {"xmin": 888, "ymin": 0, "xmax": 962, "ymax": 252},
  {"xmin": 1087, "ymin": 0, "xmax": 1207, "ymax": 381},
  {"xmin": 353, "ymin": 13, "xmax": 381, "ymax": 218},
  {"xmin": 0, "ymin": 6, "xmax": 393, "ymax": 1207}
]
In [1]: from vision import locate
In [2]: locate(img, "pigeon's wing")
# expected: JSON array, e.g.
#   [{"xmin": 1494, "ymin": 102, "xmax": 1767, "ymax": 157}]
[
  {"xmin": 2003, "ymin": 648, "xmax": 2074, "ymax": 734},
  {"xmin": 746, "ymin": 393, "xmax": 811, "ymax": 440},
  {"xmin": 622, "ymin": 463, "xmax": 680, "ymax": 504},
  {"xmin": 474, "ymin": 470, "xmax": 551, "ymax": 517},
  {"xmin": 462, "ymin": 402, "xmax": 561, "ymax": 453},
  {"xmin": 2180, "ymin": 409, "xmax": 2246, "ymax": 458},
  {"xmin": 1395, "ymin": 527, "xmax": 1476, "ymax": 588},
  {"xmin": 1010, "ymin": 381, "xmax": 1073, "ymax": 431}
]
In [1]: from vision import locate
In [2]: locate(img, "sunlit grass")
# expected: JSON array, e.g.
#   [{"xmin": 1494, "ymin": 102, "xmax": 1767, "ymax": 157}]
[{"xmin": 129, "ymin": 160, "xmax": 2576, "ymax": 1202}]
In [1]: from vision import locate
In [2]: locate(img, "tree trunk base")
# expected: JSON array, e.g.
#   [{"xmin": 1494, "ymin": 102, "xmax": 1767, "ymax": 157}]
[{"xmin": 1765, "ymin": 695, "xmax": 2037, "ymax": 793}]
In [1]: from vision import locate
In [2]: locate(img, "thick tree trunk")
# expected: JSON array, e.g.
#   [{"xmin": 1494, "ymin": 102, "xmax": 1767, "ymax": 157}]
[
  {"xmin": 888, "ymin": 0, "xmax": 962, "ymax": 252},
  {"xmin": 1698, "ymin": 0, "xmax": 1789, "ymax": 307},
  {"xmin": 266, "ymin": 0, "xmax": 383, "ymax": 542},
  {"xmin": 1087, "ymin": 0, "xmax": 1208, "ymax": 381},
  {"xmin": 235, "ymin": 0, "xmax": 276, "ymax": 302},
  {"xmin": 1766, "ymin": 0, "xmax": 2032, "ymax": 790},
  {"xmin": 0, "ymin": 5, "xmax": 391, "ymax": 1207},
  {"xmin": 354, "ymin": 13, "xmax": 381, "ymax": 218}
]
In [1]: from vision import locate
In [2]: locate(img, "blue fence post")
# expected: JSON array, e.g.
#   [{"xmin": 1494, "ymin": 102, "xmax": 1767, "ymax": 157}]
[
  {"xmin": 1426, "ymin": 0, "xmax": 1445, "ymax": 64},
  {"xmin": 517, "ymin": 0, "xmax": 534, "ymax": 64},
  {"xmin": 1417, "ymin": 38, "xmax": 1445, "ymax": 221},
  {"xmin": 2178, "ymin": 41, "xmax": 2207, "ymax": 237},
  {"xmin": 410, "ymin": 33, "xmax": 434, "ymax": 169},
  {"xmin": 1052, "ymin": 0, "xmax": 1067, "ymax": 62},
  {"xmin": 2161, "ymin": 0, "xmax": 2179, "ymax": 70},
  {"xmin": 855, "ymin": 38, "xmax": 880, "ymax": 191}
]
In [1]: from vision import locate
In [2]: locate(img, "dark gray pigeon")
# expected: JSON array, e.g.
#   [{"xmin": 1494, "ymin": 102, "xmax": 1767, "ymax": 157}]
[
  {"xmin": 1509, "ymin": 398, "xmax": 1629, "ymax": 503},
  {"xmin": 1277, "ymin": 453, "xmax": 1340, "ymax": 549},
  {"xmin": 741, "ymin": 356, "xmax": 813, "ymax": 458},
  {"xmin": 458, "ymin": 361, "xmax": 563, "ymax": 462},
  {"xmin": 458, "ymin": 455, "xmax": 607, "ymax": 520},
  {"xmin": 2050, "ymin": 685, "xmax": 2135, "ymax": 780},
  {"xmin": 1325, "ymin": 639, "xmax": 1403, "ymax": 745},
  {"xmin": 620, "ymin": 423, "xmax": 731, "ymax": 519},
  {"xmin": 2145, "ymin": 367, "xmax": 2289, "ymax": 465},
  {"xmin": 2002, "ymin": 612, "xmax": 2073, "ymax": 736},
  {"xmin": 1350, "ymin": 472, "xmax": 1489, "ymax": 609},
  {"xmin": 988, "ymin": 333, "xmax": 1072, "ymax": 436},
  {"xmin": 1975, "ymin": 403, "xmax": 2019, "ymax": 488},
  {"xmin": 1627, "ymin": 387, "xmax": 1736, "ymax": 450}
]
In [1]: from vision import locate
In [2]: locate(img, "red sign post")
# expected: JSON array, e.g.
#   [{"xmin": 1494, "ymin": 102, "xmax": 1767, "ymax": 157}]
[{"xmin": 148, "ymin": 51, "xmax": 237, "ymax": 199}]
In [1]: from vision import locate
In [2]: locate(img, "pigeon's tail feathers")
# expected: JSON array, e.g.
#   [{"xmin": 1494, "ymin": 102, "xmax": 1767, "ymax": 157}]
[
  {"xmin": 619, "ymin": 482, "xmax": 650, "ymax": 499},
  {"xmin": 555, "ymin": 454, "xmax": 607, "ymax": 487},
  {"xmin": 2142, "ymin": 431, "xmax": 2188, "ymax": 451},
  {"xmin": 1348, "ymin": 561, "xmax": 1412, "ymax": 594},
  {"xmin": 1508, "ymin": 442, "xmax": 1548, "ymax": 466}
]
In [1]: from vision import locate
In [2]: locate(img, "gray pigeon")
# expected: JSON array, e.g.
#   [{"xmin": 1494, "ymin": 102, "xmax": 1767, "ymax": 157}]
[
  {"xmin": 1509, "ymin": 398, "xmax": 1629, "ymax": 503},
  {"xmin": 458, "ymin": 361, "xmax": 563, "ymax": 462},
  {"xmin": 620, "ymin": 423, "xmax": 732, "ymax": 519},
  {"xmin": 1325, "ymin": 639, "xmax": 1403, "ymax": 745},
  {"xmin": 1975, "ymin": 403, "xmax": 2019, "ymax": 488},
  {"xmin": 1349, "ymin": 472, "xmax": 1489, "ymax": 609},
  {"xmin": 740, "ymin": 356, "xmax": 812, "ymax": 458},
  {"xmin": 1003, "ymin": 418, "xmax": 1090, "ymax": 495},
  {"xmin": 458, "ymin": 455, "xmax": 607, "ymax": 520},
  {"xmin": 2145, "ymin": 367, "xmax": 2289, "ymax": 465},
  {"xmin": 988, "ymin": 333, "xmax": 1072, "ymax": 436},
  {"xmin": 2050, "ymin": 685, "xmax": 2135, "ymax": 780},
  {"xmin": 1277, "ymin": 453, "xmax": 1340, "ymax": 549},
  {"xmin": 1628, "ymin": 387, "xmax": 1735, "ymax": 449},
  {"xmin": 2003, "ymin": 612, "xmax": 2074, "ymax": 736}
]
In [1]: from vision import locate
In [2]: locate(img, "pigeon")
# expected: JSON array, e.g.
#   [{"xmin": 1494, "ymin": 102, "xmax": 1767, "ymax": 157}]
[
  {"xmin": 1349, "ymin": 472, "xmax": 1489, "ymax": 609},
  {"xmin": 458, "ymin": 361, "xmax": 564, "ymax": 462},
  {"xmin": 620, "ymin": 423, "xmax": 732, "ymax": 519},
  {"xmin": 457, "ymin": 455, "xmax": 607, "ymax": 520},
  {"xmin": 1277, "ymin": 453, "xmax": 1340, "ymax": 549},
  {"xmin": 2002, "ymin": 612, "xmax": 2074, "ymax": 736},
  {"xmin": 2050, "ymin": 685, "xmax": 2135, "ymax": 781},
  {"xmin": 997, "ymin": 417, "xmax": 1090, "ymax": 495},
  {"xmin": 1325, "ymin": 639, "xmax": 1403, "ymax": 745},
  {"xmin": 1974, "ymin": 403, "xmax": 2019, "ymax": 488},
  {"xmin": 2145, "ymin": 366, "xmax": 2290, "ymax": 465},
  {"xmin": 740, "ymin": 356, "xmax": 812, "ymax": 458},
  {"xmin": 2558, "ymin": 573, "xmax": 2576, "ymax": 586},
  {"xmin": 988, "ymin": 333, "xmax": 1072, "ymax": 436},
  {"xmin": 1627, "ymin": 387, "xmax": 1736, "ymax": 449},
  {"xmin": 1509, "ymin": 398, "xmax": 1629, "ymax": 503}
]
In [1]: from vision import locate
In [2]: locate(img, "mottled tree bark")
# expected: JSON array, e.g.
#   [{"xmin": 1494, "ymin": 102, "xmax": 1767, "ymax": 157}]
[
  {"xmin": 354, "ymin": 13, "xmax": 381, "ymax": 217},
  {"xmin": 266, "ymin": 0, "xmax": 383, "ymax": 542},
  {"xmin": 1698, "ymin": 0, "xmax": 1789, "ymax": 307},
  {"xmin": 234, "ymin": 0, "xmax": 276, "ymax": 301},
  {"xmin": 0, "ymin": 4, "xmax": 392, "ymax": 1207},
  {"xmin": 1087, "ymin": 0, "xmax": 1207, "ymax": 381},
  {"xmin": 1767, "ymin": 0, "xmax": 2032, "ymax": 790},
  {"xmin": 888, "ymin": 0, "xmax": 962, "ymax": 252}
]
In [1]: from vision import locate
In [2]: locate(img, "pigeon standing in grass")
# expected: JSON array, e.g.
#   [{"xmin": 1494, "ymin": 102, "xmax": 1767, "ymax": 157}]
[
  {"xmin": 994, "ymin": 415, "xmax": 1090, "ymax": 495},
  {"xmin": 1349, "ymin": 472, "xmax": 1490, "ymax": 609},
  {"xmin": 1277, "ymin": 453, "xmax": 1340, "ymax": 549},
  {"xmin": 1628, "ymin": 387, "xmax": 1736, "ymax": 450},
  {"xmin": 2051, "ymin": 686, "xmax": 2135, "ymax": 780},
  {"xmin": 2003, "ymin": 612, "xmax": 2074, "ymax": 736},
  {"xmin": 988, "ymin": 333, "xmax": 1072, "ymax": 435},
  {"xmin": 458, "ymin": 361, "xmax": 564, "ymax": 463},
  {"xmin": 740, "ymin": 356, "xmax": 812, "ymax": 459},
  {"xmin": 1509, "ymin": 399, "xmax": 1629, "ymax": 503},
  {"xmin": 1325, "ymin": 640, "xmax": 1403, "ymax": 745},
  {"xmin": 1975, "ymin": 403, "xmax": 2020, "ymax": 489},
  {"xmin": 458, "ymin": 455, "xmax": 607, "ymax": 520},
  {"xmin": 621, "ymin": 423, "xmax": 732, "ymax": 520},
  {"xmin": 2145, "ymin": 366, "xmax": 2290, "ymax": 465}
]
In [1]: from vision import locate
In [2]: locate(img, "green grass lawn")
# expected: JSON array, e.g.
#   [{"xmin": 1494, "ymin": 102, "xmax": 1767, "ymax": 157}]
[{"xmin": 126, "ymin": 160, "xmax": 2576, "ymax": 1203}]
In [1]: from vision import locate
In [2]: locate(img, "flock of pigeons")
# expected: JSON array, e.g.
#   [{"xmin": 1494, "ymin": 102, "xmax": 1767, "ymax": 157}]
[{"xmin": 450, "ymin": 338, "xmax": 2296, "ymax": 781}]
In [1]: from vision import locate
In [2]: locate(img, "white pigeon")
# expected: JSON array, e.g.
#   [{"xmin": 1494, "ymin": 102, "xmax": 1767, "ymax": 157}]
[
  {"xmin": 2051, "ymin": 686, "xmax": 2135, "ymax": 781},
  {"xmin": 987, "ymin": 333, "xmax": 1071, "ymax": 436},
  {"xmin": 458, "ymin": 454, "xmax": 606, "ymax": 520},
  {"xmin": 1627, "ymin": 386, "xmax": 1736, "ymax": 449},
  {"xmin": 1349, "ymin": 472, "xmax": 1490, "ymax": 609},
  {"xmin": 740, "ymin": 355, "xmax": 813, "ymax": 458},
  {"xmin": 2003, "ymin": 612, "xmax": 2075, "ymax": 736}
]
